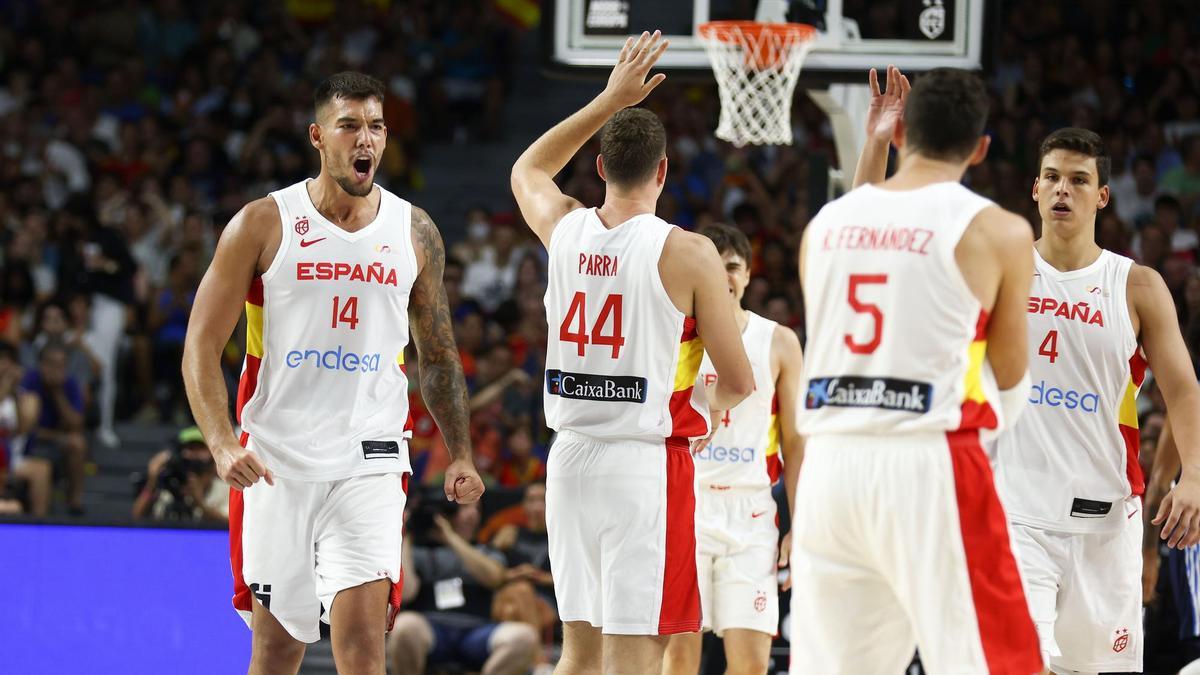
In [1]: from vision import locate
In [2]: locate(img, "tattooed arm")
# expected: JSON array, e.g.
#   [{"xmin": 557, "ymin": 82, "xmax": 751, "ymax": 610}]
[{"xmin": 409, "ymin": 206, "xmax": 485, "ymax": 503}]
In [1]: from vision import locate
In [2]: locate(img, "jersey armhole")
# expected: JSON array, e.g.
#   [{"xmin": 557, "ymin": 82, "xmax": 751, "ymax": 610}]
[
  {"xmin": 942, "ymin": 199, "xmax": 994, "ymax": 318},
  {"xmin": 546, "ymin": 207, "xmax": 586, "ymax": 257},
  {"xmin": 1115, "ymin": 256, "xmax": 1139, "ymax": 350},
  {"xmin": 400, "ymin": 199, "xmax": 419, "ymax": 280},
  {"xmin": 261, "ymin": 191, "xmax": 292, "ymax": 283}
]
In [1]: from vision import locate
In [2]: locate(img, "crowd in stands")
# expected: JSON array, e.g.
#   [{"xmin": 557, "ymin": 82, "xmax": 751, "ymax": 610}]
[{"xmin": 2, "ymin": 0, "xmax": 1200, "ymax": 670}]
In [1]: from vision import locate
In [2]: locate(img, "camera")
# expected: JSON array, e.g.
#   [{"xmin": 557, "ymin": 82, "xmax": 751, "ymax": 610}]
[{"xmin": 154, "ymin": 428, "xmax": 215, "ymax": 520}]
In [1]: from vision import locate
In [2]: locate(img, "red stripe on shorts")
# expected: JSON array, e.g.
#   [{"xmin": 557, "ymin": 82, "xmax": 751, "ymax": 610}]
[
  {"xmin": 658, "ymin": 438, "xmax": 701, "ymax": 634},
  {"xmin": 387, "ymin": 472, "xmax": 411, "ymax": 632},
  {"xmin": 946, "ymin": 430, "xmax": 1042, "ymax": 675},
  {"xmin": 230, "ymin": 431, "xmax": 252, "ymax": 614}
]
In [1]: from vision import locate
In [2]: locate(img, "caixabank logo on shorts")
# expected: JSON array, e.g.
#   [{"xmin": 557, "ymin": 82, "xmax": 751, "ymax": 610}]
[
  {"xmin": 805, "ymin": 376, "xmax": 933, "ymax": 413},
  {"xmin": 546, "ymin": 369, "xmax": 647, "ymax": 403}
]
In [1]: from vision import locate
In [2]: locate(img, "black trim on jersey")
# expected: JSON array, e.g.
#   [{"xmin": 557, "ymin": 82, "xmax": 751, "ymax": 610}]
[
  {"xmin": 545, "ymin": 369, "xmax": 648, "ymax": 403},
  {"xmin": 362, "ymin": 440, "xmax": 401, "ymax": 459},
  {"xmin": 1069, "ymin": 497, "xmax": 1114, "ymax": 518}
]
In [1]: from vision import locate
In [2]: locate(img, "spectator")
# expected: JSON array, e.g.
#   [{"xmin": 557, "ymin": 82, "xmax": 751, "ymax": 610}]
[
  {"xmin": 1162, "ymin": 134, "xmax": 1200, "ymax": 215},
  {"xmin": 21, "ymin": 300, "xmax": 101, "ymax": 410},
  {"xmin": 491, "ymin": 482, "xmax": 553, "ymax": 602},
  {"xmin": 0, "ymin": 261, "xmax": 34, "ymax": 346},
  {"xmin": 1110, "ymin": 153, "xmax": 1161, "ymax": 227},
  {"xmin": 389, "ymin": 499, "xmax": 539, "ymax": 675},
  {"xmin": 141, "ymin": 251, "xmax": 198, "ymax": 423},
  {"xmin": 19, "ymin": 342, "xmax": 88, "ymax": 515},
  {"xmin": 1134, "ymin": 195, "xmax": 1198, "ymax": 262},
  {"xmin": 491, "ymin": 482, "xmax": 556, "ymax": 669},
  {"xmin": 494, "ymin": 425, "xmax": 545, "ymax": 487},
  {"xmin": 462, "ymin": 221, "xmax": 525, "ymax": 313},
  {"xmin": 0, "ymin": 342, "xmax": 38, "ymax": 515},
  {"xmin": 132, "ymin": 426, "xmax": 227, "ymax": 523}
]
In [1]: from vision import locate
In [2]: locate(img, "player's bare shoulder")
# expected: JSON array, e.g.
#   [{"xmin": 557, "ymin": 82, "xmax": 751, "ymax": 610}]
[
  {"xmin": 218, "ymin": 196, "xmax": 282, "ymax": 275},
  {"xmin": 658, "ymin": 228, "xmax": 722, "ymax": 316},
  {"xmin": 1126, "ymin": 261, "xmax": 1172, "ymax": 336},
  {"xmin": 661, "ymin": 227, "xmax": 721, "ymax": 267},
  {"xmin": 770, "ymin": 322, "xmax": 803, "ymax": 376},
  {"xmin": 963, "ymin": 205, "xmax": 1034, "ymax": 258}
]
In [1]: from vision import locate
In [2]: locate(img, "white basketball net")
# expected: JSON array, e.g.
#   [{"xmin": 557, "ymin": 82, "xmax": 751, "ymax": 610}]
[{"xmin": 699, "ymin": 23, "xmax": 816, "ymax": 147}]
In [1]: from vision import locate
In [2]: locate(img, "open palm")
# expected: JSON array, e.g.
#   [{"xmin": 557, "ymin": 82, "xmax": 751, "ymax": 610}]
[{"xmin": 865, "ymin": 65, "xmax": 911, "ymax": 146}]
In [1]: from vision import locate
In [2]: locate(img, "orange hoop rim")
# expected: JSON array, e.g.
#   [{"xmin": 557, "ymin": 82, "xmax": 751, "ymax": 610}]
[{"xmin": 697, "ymin": 20, "xmax": 817, "ymax": 44}]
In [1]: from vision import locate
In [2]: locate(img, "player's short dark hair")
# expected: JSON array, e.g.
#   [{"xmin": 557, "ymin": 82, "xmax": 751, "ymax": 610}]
[
  {"xmin": 699, "ymin": 223, "xmax": 752, "ymax": 266},
  {"xmin": 599, "ymin": 108, "xmax": 666, "ymax": 189},
  {"xmin": 1038, "ymin": 128, "xmax": 1111, "ymax": 186},
  {"xmin": 313, "ymin": 71, "xmax": 385, "ymax": 117},
  {"xmin": 0, "ymin": 340, "xmax": 16, "ymax": 363},
  {"xmin": 904, "ymin": 68, "xmax": 989, "ymax": 161}
]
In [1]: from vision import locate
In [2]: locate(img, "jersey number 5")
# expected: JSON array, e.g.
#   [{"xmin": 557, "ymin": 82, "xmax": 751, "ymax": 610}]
[
  {"xmin": 560, "ymin": 292, "xmax": 625, "ymax": 358},
  {"xmin": 845, "ymin": 274, "xmax": 888, "ymax": 354}
]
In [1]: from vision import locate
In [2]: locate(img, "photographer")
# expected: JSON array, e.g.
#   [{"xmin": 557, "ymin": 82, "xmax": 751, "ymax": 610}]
[
  {"xmin": 389, "ymin": 495, "xmax": 538, "ymax": 675},
  {"xmin": 132, "ymin": 427, "xmax": 227, "ymax": 523}
]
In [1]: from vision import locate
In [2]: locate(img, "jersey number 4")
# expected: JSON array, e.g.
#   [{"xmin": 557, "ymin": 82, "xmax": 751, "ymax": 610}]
[
  {"xmin": 845, "ymin": 274, "xmax": 888, "ymax": 354},
  {"xmin": 560, "ymin": 292, "xmax": 625, "ymax": 358},
  {"xmin": 1038, "ymin": 329, "xmax": 1059, "ymax": 363}
]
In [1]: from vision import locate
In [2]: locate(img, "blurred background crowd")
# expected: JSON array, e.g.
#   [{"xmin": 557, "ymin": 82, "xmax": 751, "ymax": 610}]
[{"xmin": 2, "ymin": 0, "xmax": 1200, "ymax": 672}]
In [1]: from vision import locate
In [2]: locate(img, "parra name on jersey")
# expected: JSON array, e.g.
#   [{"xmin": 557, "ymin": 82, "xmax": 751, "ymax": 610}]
[{"xmin": 578, "ymin": 252, "xmax": 620, "ymax": 277}]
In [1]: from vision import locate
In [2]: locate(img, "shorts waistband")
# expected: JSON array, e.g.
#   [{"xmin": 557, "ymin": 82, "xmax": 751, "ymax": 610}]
[{"xmin": 554, "ymin": 429, "xmax": 684, "ymax": 448}]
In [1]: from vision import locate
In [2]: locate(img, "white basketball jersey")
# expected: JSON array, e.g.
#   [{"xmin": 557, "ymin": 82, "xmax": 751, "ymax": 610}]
[
  {"xmin": 695, "ymin": 312, "xmax": 781, "ymax": 490},
  {"xmin": 798, "ymin": 182, "xmax": 1003, "ymax": 436},
  {"xmin": 237, "ymin": 179, "xmax": 417, "ymax": 480},
  {"xmin": 995, "ymin": 248, "xmax": 1145, "ymax": 533},
  {"xmin": 543, "ymin": 208, "xmax": 709, "ymax": 444}
]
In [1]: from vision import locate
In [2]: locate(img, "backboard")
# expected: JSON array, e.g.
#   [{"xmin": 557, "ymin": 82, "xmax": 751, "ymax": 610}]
[{"xmin": 544, "ymin": 0, "xmax": 991, "ymax": 79}]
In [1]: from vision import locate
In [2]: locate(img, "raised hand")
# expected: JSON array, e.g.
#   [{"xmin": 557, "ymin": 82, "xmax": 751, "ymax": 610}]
[
  {"xmin": 864, "ymin": 65, "xmax": 911, "ymax": 146},
  {"xmin": 602, "ymin": 30, "xmax": 670, "ymax": 110}
]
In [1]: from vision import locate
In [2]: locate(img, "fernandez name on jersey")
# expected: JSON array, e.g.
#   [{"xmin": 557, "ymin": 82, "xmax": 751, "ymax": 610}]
[
  {"xmin": 546, "ymin": 369, "xmax": 648, "ymax": 403},
  {"xmin": 805, "ymin": 375, "xmax": 933, "ymax": 414}
]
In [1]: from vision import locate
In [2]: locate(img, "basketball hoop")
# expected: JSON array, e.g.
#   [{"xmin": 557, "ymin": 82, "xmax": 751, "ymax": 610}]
[{"xmin": 698, "ymin": 21, "xmax": 817, "ymax": 147}]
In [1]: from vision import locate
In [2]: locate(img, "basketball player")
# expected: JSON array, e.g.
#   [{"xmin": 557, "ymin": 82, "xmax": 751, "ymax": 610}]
[
  {"xmin": 182, "ymin": 72, "xmax": 484, "ymax": 674},
  {"xmin": 989, "ymin": 127, "xmax": 1200, "ymax": 673},
  {"xmin": 793, "ymin": 67, "xmax": 1042, "ymax": 674},
  {"xmin": 510, "ymin": 31, "xmax": 755, "ymax": 674},
  {"xmin": 661, "ymin": 224, "xmax": 803, "ymax": 675}
]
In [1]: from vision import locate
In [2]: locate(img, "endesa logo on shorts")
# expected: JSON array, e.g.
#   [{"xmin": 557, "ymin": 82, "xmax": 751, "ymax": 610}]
[
  {"xmin": 1028, "ymin": 380, "xmax": 1099, "ymax": 413},
  {"xmin": 694, "ymin": 445, "xmax": 756, "ymax": 463},
  {"xmin": 805, "ymin": 376, "xmax": 932, "ymax": 413},
  {"xmin": 545, "ymin": 369, "xmax": 647, "ymax": 403},
  {"xmin": 285, "ymin": 345, "xmax": 383, "ymax": 373}
]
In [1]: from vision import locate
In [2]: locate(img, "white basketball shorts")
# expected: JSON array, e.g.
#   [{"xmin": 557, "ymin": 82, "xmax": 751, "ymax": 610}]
[
  {"xmin": 789, "ymin": 431, "xmax": 1042, "ymax": 675},
  {"xmin": 1011, "ymin": 503, "xmax": 1143, "ymax": 674},
  {"xmin": 696, "ymin": 487, "xmax": 779, "ymax": 636},
  {"xmin": 229, "ymin": 464, "xmax": 408, "ymax": 642},
  {"xmin": 545, "ymin": 430, "xmax": 701, "ymax": 635}
]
